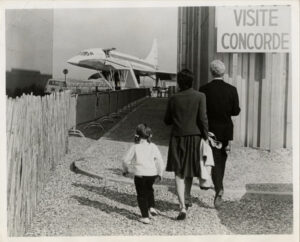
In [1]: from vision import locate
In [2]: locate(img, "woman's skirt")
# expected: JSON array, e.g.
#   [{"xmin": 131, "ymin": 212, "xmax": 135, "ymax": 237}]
[{"xmin": 166, "ymin": 135, "xmax": 202, "ymax": 178}]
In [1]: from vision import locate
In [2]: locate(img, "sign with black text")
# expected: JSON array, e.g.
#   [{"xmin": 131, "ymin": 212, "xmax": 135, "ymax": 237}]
[{"xmin": 216, "ymin": 6, "xmax": 291, "ymax": 52}]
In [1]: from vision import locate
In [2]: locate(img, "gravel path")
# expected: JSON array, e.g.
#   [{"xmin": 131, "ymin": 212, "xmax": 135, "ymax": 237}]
[
  {"xmin": 24, "ymin": 98, "xmax": 293, "ymax": 236},
  {"xmin": 77, "ymin": 98, "xmax": 292, "ymax": 192}
]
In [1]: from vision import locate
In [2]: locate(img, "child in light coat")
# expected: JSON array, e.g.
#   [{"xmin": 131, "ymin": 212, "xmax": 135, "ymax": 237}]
[{"xmin": 123, "ymin": 123, "xmax": 165, "ymax": 224}]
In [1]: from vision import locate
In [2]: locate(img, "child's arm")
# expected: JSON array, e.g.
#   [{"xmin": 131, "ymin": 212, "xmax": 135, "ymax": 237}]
[
  {"xmin": 122, "ymin": 145, "xmax": 135, "ymax": 174},
  {"xmin": 153, "ymin": 145, "xmax": 165, "ymax": 178}
]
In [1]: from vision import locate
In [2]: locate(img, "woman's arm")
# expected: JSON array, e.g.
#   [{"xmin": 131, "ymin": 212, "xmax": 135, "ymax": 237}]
[{"xmin": 197, "ymin": 93, "xmax": 209, "ymax": 140}]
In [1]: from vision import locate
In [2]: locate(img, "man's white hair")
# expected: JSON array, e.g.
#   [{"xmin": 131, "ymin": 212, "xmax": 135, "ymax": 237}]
[{"xmin": 210, "ymin": 60, "xmax": 226, "ymax": 77}]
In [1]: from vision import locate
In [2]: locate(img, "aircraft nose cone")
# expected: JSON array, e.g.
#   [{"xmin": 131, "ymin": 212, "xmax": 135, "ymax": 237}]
[{"xmin": 67, "ymin": 56, "xmax": 80, "ymax": 65}]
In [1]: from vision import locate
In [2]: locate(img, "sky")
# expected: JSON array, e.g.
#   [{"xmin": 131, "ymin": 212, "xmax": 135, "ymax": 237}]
[
  {"xmin": 52, "ymin": 8, "xmax": 178, "ymax": 80},
  {"xmin": 6, "ymin": 9, "xmax": 54, "ymax": 74}
]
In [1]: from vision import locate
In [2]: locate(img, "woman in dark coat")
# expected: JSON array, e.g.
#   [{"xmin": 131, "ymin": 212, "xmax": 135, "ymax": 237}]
[{"xmin": 164, "ymin": 69, "xmax": 208, "ymax": 220}]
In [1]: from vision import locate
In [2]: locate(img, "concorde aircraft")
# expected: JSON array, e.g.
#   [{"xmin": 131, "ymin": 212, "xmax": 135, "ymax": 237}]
[{"xmin": 67, "ymin": 39, "xmax": 176, "ymax": 89}]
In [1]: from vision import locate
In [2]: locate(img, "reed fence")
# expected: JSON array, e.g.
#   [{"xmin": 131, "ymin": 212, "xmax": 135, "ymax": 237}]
[
  {"xmin": 6, "ymin": 88, "xmax": 149, "ymax": 236},
  {"xmin": 6, "ymin": 91, "xmax": 76, "ymax": 236}
]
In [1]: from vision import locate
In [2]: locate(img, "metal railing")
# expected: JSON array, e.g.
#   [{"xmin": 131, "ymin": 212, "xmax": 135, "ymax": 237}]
[{"xmin": 75, "ymin": 88, "xmax": 150, "ymax": 131}]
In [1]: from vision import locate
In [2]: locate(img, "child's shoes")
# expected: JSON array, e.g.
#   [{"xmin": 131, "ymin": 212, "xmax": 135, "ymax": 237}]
[
  {"xmin": 139, "ymin": 217, "xmax": 151, "ymax": 224},
  {"xmin": 149, "ymin": 207, "xmax": 160, "ymax": 216},
  {"xmin": 148, "ymin": 212, "xmax": 154, "ymax": 219}
]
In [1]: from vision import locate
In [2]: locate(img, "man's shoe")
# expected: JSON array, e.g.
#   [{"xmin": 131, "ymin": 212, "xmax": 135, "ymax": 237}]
[
  {"xmin": 214, "ymin": 195, "xmax": 223, "ymax": 209},
  {"xmin": 217, "ymin": 189, "xmax": 224, "ymax": 197},
  {"xmin": 185, "ymin": 203, "xmax": 192, "ymax": 210}
]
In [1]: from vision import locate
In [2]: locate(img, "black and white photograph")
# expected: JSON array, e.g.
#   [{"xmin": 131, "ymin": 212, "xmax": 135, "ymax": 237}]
[{"xmin": 0, "ymin": 1, "xmax": 299, "ymax": 241}]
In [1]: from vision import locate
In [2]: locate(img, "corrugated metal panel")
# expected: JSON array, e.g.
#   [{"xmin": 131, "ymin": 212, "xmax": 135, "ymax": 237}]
[{"xmin": 177, "ymin": 7, "xmax": 292, "ymax": 149}]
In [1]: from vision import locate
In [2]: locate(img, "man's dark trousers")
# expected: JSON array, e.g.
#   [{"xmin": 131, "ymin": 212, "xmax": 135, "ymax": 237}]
[
  {"xmin": 200, "ymin": 79, "xmax": 240, "ymax": 196},
  {"xmin": 211, "ymin": 141, "xmax": 228, "ymax": 196}
]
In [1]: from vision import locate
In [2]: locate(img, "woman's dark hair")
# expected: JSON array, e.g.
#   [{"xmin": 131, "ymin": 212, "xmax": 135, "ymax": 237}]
[
  {"xmin": 177, "ymin": 69, "xmax": 194, "ymax": 91},
  {"xmin": 134, "ymin": 123, "xmax": 152, "ymax": 144}
]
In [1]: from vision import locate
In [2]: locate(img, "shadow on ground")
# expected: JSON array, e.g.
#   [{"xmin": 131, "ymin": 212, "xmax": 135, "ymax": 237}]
[
  {"xmin": 216, "ymin": 183, "xmax": 293, "ymax": 234},
  {"xmin": 71, "ymin": 195, "xmax": 139, "ymax": 221},
  {"xmin": 72, "ymin": 182, "xmax": 179, "ymax": 213},
  {"xmin": 106, "ymin": 168, "xmax": 216, "ymax": 210}
]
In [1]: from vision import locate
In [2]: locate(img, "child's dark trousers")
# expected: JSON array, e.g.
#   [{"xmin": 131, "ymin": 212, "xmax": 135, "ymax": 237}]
[{"xmin": 134, "ymin": 175, "xmax": 157, "ymax": 218}]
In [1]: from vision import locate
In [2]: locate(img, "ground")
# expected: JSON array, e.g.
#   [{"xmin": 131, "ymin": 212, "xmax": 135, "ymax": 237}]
[{"xmin": 24, "ymin": 98, "xmax": 293, "ymax": 236}]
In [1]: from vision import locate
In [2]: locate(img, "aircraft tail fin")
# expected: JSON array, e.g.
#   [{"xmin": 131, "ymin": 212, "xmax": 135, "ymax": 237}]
[{"xmin": 145, "ymin": 39, "xmax": 158, "ymax": 68}]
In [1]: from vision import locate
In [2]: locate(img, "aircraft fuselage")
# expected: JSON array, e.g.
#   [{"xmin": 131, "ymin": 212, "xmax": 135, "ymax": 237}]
[{"xmin": 67, "ymin": 48, "xmax": 157, "ymax": 73}]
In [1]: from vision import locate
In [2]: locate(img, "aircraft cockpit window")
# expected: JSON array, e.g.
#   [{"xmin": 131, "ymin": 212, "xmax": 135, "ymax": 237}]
[
  {"xmin": 89, "ymin": 52, "xmax": 94, "ymax": 55},
  {"xmin": 79, "ymin": 51, "xmax": 90, "ymax": 56}
]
